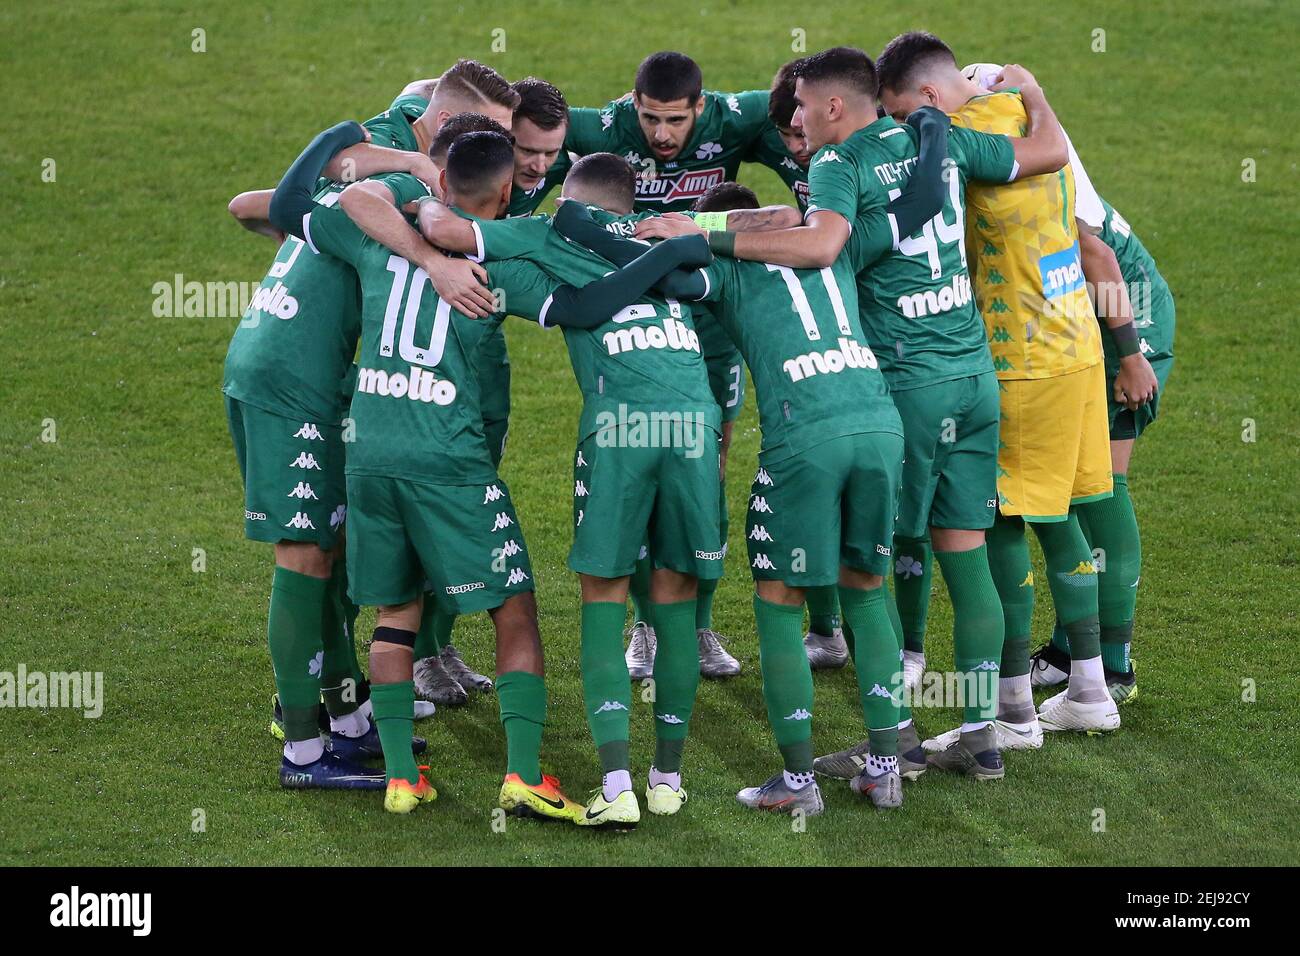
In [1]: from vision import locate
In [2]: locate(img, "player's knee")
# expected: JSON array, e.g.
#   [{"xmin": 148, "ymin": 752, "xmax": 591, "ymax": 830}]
[
  {"xmin": 650, "ymin": 567, "xmax": 696, "ymax": 604},
  {"xmin": 755, "ymin": 579, "xmax": 803, "ymax": 606},
  {"xmin": 839, "ymin": 567, "xmax": 883, "ymax": 590},
  {"xmin": 275, "ymin": 540, "xmax": 334, "ymax": 578}
]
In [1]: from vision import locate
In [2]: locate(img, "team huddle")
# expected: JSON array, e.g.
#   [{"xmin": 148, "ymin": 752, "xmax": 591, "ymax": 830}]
[{"xmin": 223, "ymin": 32, "xmax": 1175, "ymax": 826}]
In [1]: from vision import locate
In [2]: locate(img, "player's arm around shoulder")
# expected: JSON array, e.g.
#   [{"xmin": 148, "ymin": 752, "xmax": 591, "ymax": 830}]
[{"xmin": 987, "ymin": 65, "xmax": 1069, "ymax": 179}]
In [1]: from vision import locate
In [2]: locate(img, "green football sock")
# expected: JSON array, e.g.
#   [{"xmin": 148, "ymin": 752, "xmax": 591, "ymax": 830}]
[
  {"xmin": 321, "ymin": 561, "xmax": 363, "ymax": 717},
  {"xmin": 753, "ymin": 594, "xmax": 814, "ymax": 773},
  {"xmin": 805, "ymin": 584, "xmax": 841, "ymax": 636},
  {"xmin": 936, "ymin": 546, "xmax": 1005, "ymax": 724},
  {"xmin": 883, "ymin": 586, "xmax": 910, "ymax": 725},
  {"xmin": 414, "ymin": 601, "xmax": 455, "ymax": 659},
  {"xmin": 1080, "ymin": 473, "xmax": 1140, "ymax": 673},
  {"xmin": 838, "ymin": 585, "xmax": 900, "ymax": 757},
  {"xmin": 269, "ymin": 567, "xmax": 328, "ymax": 743},
  {"xmin": 497, "ymin": 670, "xmax": 546, "ymax": 785},
  {"xmin": 988, "ymin": 516, "xmax": 1035, "ymax": 680},
  {"xmin": 629, "ymin": 554, "xmax": 653, "ymax": 627},
  {"xmin": 1031, "ymin": 513, "xmax": 1101, "ymax": 661},
  {"xmin": 651, "ymin": 599, "xmax": 699, "ymax": 772},
  {"xmin": 1050, "ymin": 619, "xmax": 1071, "ymax": 655},
  {"xmin": 893, "ymin": 535, "xmax": 932, "ymax": 654},
  {"xmin": 581, "ymin": 601, "xmax": 632, "ymax": 773},
  {"xmin": 371, "ymin": 680, "xmax": 418, "ymax": 785},
  {"xmin": 695, "ymin": 578, "xmax": 717, "ymax": 632}
]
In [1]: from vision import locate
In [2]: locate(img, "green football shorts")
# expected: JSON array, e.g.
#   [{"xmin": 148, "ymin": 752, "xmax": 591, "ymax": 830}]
[
  {"xmin": 892, "ymin": 371, "xmax": 1000, "ymax": 539},
  {"xmin": 1103, "ymin": 294, "xmax": 1175, "ymax": 441},
  {"xmin": 569, "ymin": 418, "xmax": 723, "ymax": 580},
  {"xmin": 345, "ymin": 473, "xmax": 534, "ymax": 611},
  {"xmin": 225, "ymin": 395, "xmax": 346, "ymax": 549},
  {"xmin": 745, "ymin": 431, "xmax": 903, "ymax": 586}
]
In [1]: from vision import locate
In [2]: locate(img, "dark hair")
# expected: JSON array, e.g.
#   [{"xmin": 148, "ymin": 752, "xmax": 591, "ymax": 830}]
[
  {"xmin": 437, "ymin": 59, "xmax": 521, "ymax": 111},
  {"xmin": 564, "ymin": 152, "xmax": 636, "ymax": 210},
  {"xmin": 795, "ymin": 46, "xmax": 878, "ymax": 99},
  {"xmin": 768, "ymin": 58, "xmax": 805, "ymax": 127},
  {"xmin": 513, "ymin": 77, "xmax": 568, "ymax": 130},
  {"xmin": 430, "ymin": 112, "xmax": 511, "ymax": 164},
  {"xmin": 634, "ymin": 51, "xmax": 703, "ymax": 104},
  {"xmin": 876, "ymin": 32, "xmax": 956, "ymax": 94},
  {"xmin": 445, "ymin": 131, "xmax": 516, "ymax": 198},
  {"xmin": 693, "ymin": 182, "xmax": 760, "ymax": 213}
]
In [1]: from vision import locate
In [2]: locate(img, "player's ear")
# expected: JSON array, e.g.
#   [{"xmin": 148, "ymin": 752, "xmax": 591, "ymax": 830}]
[
  {"xmin": 438, "ymin": 167, "xmax": 448, "ymax": 200},
  {"xmin": 693, "ymin": 97, "xmax": 705, "ymax": 118},
  {"xmin": 919, "ymin": 83, "xmax": 941, "ymax": 108}
]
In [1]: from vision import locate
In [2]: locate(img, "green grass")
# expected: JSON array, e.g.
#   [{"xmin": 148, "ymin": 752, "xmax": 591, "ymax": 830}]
[{"xmin": 2, "ymin": 0, "xmax": 1298, "ymax": 866}]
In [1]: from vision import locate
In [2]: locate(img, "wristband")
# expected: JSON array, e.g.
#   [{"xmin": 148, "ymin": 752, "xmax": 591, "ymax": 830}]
[
  {"xmin": 1110, "ymin": 320, "xmax": 1141, "ymax": 357},
  {"xmin": 693, "ymin": 211, "xmax": 729, "ymax": 232},
  {"xmin": 706, "ymin": 230, "xmax": 736, "ymax": 257}
]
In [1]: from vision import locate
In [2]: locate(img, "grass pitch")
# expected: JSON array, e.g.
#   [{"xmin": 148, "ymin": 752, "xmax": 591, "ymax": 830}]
[{"xmin": 2, "ymin": 0, "xmax": 1298, "ymax": 866}]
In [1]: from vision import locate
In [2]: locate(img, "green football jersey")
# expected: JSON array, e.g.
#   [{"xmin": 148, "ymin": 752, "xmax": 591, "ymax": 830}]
[
  {"xmin": 1097, "ymin": 197, "xmax": 1174, "ymax": 358},
  {"xmin": 565, "ymin": 90, "xmax": 770, "ymax": 211},
  {"xmin": 303, "ymin": 179, "xmax": 564, "ymax": 485},
  {"xmin": 222, "ymin": 180, "xmax": 360, "ymax": 424},
  {"xmin": 747, "ymin": 124, "xmax": 809, "ymax": 211},
  {"xmin": 363, "ymin": 95, "xmax": 427, "ymax": 151},
  {"xmin": 807, "ymin": 116, "xmax": 1017, "ymax": 391},
  {"xmin": 698, "ymin": 246, "xmax": 902, "ymax": 465},
  {"xmin": 471, "ymin": 214, "xmax": 719, "ymax": 438}
]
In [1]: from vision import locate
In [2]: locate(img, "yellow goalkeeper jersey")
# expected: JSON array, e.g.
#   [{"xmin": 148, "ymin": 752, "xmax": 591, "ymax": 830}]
[{"xmin": 949, "ymin": 90, "xmax": 1101, "ymax": 379}]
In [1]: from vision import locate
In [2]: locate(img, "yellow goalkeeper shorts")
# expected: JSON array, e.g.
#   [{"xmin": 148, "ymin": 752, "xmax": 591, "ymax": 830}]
[{"xmin": 996, "ymin": 360, "xmax": 1113, "ymax": 522}]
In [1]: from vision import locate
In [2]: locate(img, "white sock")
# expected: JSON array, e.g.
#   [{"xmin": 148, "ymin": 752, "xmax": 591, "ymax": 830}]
[
  {"xmin": 602, "ymin": 770, "xmax": 632, "ymax": 801},
  {"xmin": 1067, "ymin": 656, "xmax": 1108, "ymax": 702},
  {"xmin": 283, "ymin": 736, "xmax": 324, "ymax": 766},
  {"xmin": 648, "ymin": 766, "xmax": 681, "ymax": 791},
  {"xmin": 960, "ymin": 720, "xmax": 993, "ymax": 735},
  {"xmin": 999, "ymin": 675, "xmax": 1034, "ymax": 720},
  {"xmin": 329, "ymin": 708, "xmax": 370, "ymax": 738},
  {"xmin": 783, "ymin": 769, "xmax": 814, "ymax": 790},
  {"xmin": 866, "ymin": 753, "xmax": 897, "ymax": 776},
  {"xmin": 897, "ymin": 717, "xmax": 913, "ymax": 731},
  {"xmin": 413, "ymin": 700, "xmax": 436, "ymax": 720}
]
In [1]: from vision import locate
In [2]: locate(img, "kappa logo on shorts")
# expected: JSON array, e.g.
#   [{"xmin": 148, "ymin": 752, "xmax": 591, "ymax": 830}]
[
  {"xmin": 755, "ymin": 468, "xmax": 773, "ymax": 486},
  {"xmin": 876, "ymin": 543, "xmax": 891, "ymax": 556},
  {"xmin": 695, "ymin": 548, "xmax": 725, "ymax": 561},
  {"xmin": 506, "ymin": 567, "xmax": 530, "ymax": 586},
  {"xmin": 284, "ymin": 512, "xmax": 316, "ymax": 530},
  {"xmin": 638, "ymin": 545, "xmax": 648, "ymax": 560},
  {"xmin": 783, "ymin": 708, "xmax": 812, "ymax": 721},
  {"xmin": 750, "ymin": 495, "xmax": 773, "ymax": 514},
  {"xmin": 329, "ymin": 504, "xmax": 346, "ymax": 530},
  {"xmin": 576, "ymin": 450, "xmax": 588, "ymax": 467},
  {"xmin": 289, "ymin": 452, "xmax": 321, "ymax": 470},
  {"xmin": 987, "ymin": 498, "xmax": 997, "ymax": 508},
  {"xmin": 593, "ymin": 700, "xmax": 628, "ymax": 714},
  {"xmin": 293, "ymin": 423, "xmax": 324, "ymax": 441},
  {"xmin": 245, "ymin": 510, "xmax": 267, "ymax": 521},
  {"xmin": 749, "ymin": 525, "xmax": 773, "ymax": 542},
  {"xmin": 287, "ymin": 481, "xmax": 317, "ymax": 500},
  {"xmin": 752, "ymin": 553, "xmax": 776, "ymax": 571},
  {"xmin": 446, "ymin": 581, "xmax": 486, "ymax": 595},
  {"xmin": 483, "ymin": 484, "xmax": 504, "ymax": 504},
  {"xmin": 866, "ymin": 683, "xmax": 894, "ymax": 699},
  {"xmin": 576, "ymin": 509, "xmax": 585, "ymax": 526},
  {"xmin": 499, "ymin": 539, "xmax": 523, "ymax": 558},
  {"xmin": 491, "ymin": 512, "xmax": 515, "ymax": 532},
  {"xmin": 574, "ymin": 480, "xmax": 589, "ymax": 498}
]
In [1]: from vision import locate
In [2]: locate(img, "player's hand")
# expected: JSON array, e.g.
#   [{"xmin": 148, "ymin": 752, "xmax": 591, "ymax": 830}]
[
  {"xmin": 406, "ymin": 152, "xmax": 441, "ymax": 191},
  {"xmin": 426, "ymin": 254, "xmax": 496, "ymax": 318},
  {"xmin": 633, "ymin": 212, "xmax": 706, "ymax": 240},
  {"xmin": 991, "ymin": 64, "xmax": 1039, "ymax": 93},
  {"xmin": 1114, "ymin": 353, "xmax": 1158, "ymax": 410}
]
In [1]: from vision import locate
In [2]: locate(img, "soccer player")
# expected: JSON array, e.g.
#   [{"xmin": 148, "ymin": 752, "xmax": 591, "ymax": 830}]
[
  {"xmin": 508, "ymin": 77, "xmax": 571, "ymax": 217},
  {"xmin": 563, "ymin": 51, "xmax": 774, "ymax": 212},
  {"xmin": 271, "ymin": 129, "xmax": 709, "ymax": 816},
  {"xmin": 1029, "ymin": 197, "xmax": 1175, "ymax": 703},
  {"xmin": 746, "ymin": 58, "xmax": 812, "ymax": 213},
  {"xmin": 417, "ymin": 154, "xmax": 726, "ymax": 827},
  {"xmin": 874, "ymin": 33, "xmax": 1156, "ymax": 739},
  {"xmin": 641, "ymin": 47, "xmax": 1069, "ymax": 778}
]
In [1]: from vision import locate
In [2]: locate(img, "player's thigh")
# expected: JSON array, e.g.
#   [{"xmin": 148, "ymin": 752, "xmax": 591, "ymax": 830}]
[
  {"xmin": 233, "ymin": 400, "xmax": 346, "ymax": 549},
  {"xmin": 650, "ymin": 424, "xmax": 723, "ymax": 580},
  {"xmin": 891, "ymin": 383, "xmax": 949, "ymax": 539},
  {"xmin": 842, "ymin": 432, "xmax": 904, "ymax": 577},
  {"xmin": 1072, "ymin": 362, "xmax": 1114, "ymax": 506},
  {"xmin": 569, "ymin": 432, "xmax": 657, "ymax": 578},
  {"xmin": 997, "ymin": 374, "xmax": 1080, "ymax": 521},
  {"xmin": 744, "ymin": 448, "xmax": 840, "ymax": 588},
  {"xmin": 344, "ymin": 474, "xmax": 422, "ymax": 607},
  {"xmin": 931, "ymin": 372, "xmax": 999, "ymax": 533},
  {"xmin": 400, "ymin": 477, "xmax": 535, "ymax": 616}
]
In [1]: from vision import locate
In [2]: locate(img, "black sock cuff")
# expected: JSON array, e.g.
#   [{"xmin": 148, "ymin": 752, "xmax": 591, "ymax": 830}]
[{"xmin": 373, "ymin": 626, "xmax": 416, "ymax": 648}]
